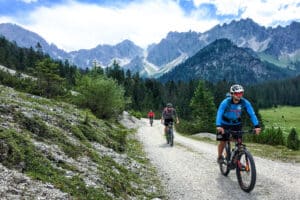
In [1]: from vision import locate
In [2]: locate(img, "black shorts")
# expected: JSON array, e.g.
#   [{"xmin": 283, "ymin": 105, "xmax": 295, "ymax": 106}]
[
  {"xmin": 164, "ymin": 119, "xmax": 173, "ymax": 126},
  {"xmin": 216, "ymin": 125, "xmax": 242, "ymax": 141}
]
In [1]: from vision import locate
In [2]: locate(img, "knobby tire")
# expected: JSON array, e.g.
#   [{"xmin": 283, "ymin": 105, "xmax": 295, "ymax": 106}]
[
  {"xmin": 236, "ymin": 150, "xmax": 256, "ymax": 192},
  {"xmin": 170, "ymin": 129, "xmax": 174, "ymax": 146}
]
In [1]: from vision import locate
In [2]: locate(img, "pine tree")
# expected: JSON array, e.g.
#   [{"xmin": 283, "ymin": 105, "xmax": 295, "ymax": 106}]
[
  {"xmin": 34, "ymin": 58, "xmax": 65, "ymax": 98},
  {"xmin": 190, "ymin": 81, "xmax": 216, "ymax": 133}
]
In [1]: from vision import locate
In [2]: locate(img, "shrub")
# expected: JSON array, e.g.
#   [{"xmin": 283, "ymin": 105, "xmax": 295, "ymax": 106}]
[
  {"xmin": 273, "ymin": 127, "xmax": 285, "ymax": 145},
  {"xmin": 256, "ymin": 127, "xmax": 284, "ymax": 145},
  {"xmin": 15, "ymin": 112, "xmax": 52, "ymax": 139},
  {"xmin": 128, "ymin": 110, "xmax": 142, "ymax": 119},
  {"xmin": 175, "ymin": 119, "xmax": 207, "ymax": 135},
  {"xmin": 287, "ymin": 128, "xmax": 300, "ymax": 150},
  {"xmin": 75, "ymin": 76, "xmax": 125, "ymax": 119},
  {"xmin": 256, "ymin": 128, "xmax": 271, "ymax": 144}
]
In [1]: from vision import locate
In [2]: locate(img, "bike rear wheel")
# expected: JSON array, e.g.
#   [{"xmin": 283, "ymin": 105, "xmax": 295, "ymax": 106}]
[
  {"xmin": 170, "ymin": 129, "xmax": 174, "ymax": 146},
  {"xmin": 219, "ymin": 143, "xmax": 230, "ymax": 176},
  {"xmin": 166, "ymin": 132, "xmax": 169, "ymax": 144},
  {"xmin": 236, "ymin": 150, "xmax": 256, "ymax": 192}
]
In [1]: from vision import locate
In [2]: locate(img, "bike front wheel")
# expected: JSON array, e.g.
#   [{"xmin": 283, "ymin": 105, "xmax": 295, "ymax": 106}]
[
  {"xmin": 236, "ymin": 150, "xmax": 256, "ymax": 192},
  {"xmin": 219, "ymin": 143, "xmax": 230, "ymax": 176}
]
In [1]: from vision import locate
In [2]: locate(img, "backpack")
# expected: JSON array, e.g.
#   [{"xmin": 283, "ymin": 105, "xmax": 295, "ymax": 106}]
[{"xmin": 163, "ymin": 107, "xmax": 174, "ymax": 120}]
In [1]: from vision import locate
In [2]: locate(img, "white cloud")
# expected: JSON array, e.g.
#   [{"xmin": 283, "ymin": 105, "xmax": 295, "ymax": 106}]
[
  {"xmin": 0, "ymin": 16, "xmax": 13, "ymax": 23},
  {"xmin": 240, "ymin": 0, "xmax": 300, "ymax": 27},
  {"xmin": 1, "ymin": 0, "xmax": 299, "ymax": 51},
  {"xmin": 193, "ymin": 0, "xmax": 246, "ymax": 15},
  {"xmin": 192, "ymin": 0, "xmax": 300, "ymax": 27},
  {"xmin": 4, "ymin": 0, "xmax": 219, "ymax": 51},
  {"xmin": 19, "ymin": 0, "xmax": 38, "ymax": 3}
]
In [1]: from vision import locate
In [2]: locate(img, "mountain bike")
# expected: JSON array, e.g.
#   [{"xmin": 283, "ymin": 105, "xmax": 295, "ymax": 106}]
[
  {"xmin": 219, "ymin": 129, "xmax": 256, "ymax": 192},
  {"xmin": 149, "ymin": 117, "xmax": 153, "ymax": 126},
  {"xmin": 166, "ymin": 122, "xmax": 174, "ymax": 146}
]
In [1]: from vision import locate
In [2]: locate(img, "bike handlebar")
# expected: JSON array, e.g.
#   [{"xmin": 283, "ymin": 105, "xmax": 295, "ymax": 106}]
[{"xmin": 224, "ymin": 129, "xmax": 256, "ymax": 135}]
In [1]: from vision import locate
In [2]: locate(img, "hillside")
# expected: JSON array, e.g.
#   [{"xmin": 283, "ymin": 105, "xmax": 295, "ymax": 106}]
[
  {"xmin": 159, "ymin": 39, "xmax": 292, "ymax": 84},
  {"xmin": 0, "ymin": 84, "xmax": 164, "ymax": 199}
]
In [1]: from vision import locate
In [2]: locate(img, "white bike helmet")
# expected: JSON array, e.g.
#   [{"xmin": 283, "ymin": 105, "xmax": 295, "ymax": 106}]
[
  {"xmin": 167, "ymin": 103, "xmax": 173, "ymax": 108},
  {"xmin": 230, "ymin": 84, "xmax": 244, "ymax": 94}
]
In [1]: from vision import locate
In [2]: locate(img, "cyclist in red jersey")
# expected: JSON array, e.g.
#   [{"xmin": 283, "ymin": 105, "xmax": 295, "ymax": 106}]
[{"xmin": 148, "ymin": 110, "xmax": 155, "ymax": 126}]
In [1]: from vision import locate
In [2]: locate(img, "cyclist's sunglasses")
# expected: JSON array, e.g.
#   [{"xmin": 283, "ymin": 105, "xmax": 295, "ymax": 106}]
[{"xmin": 233, "ymin": 92, "xmax": 244, "ymax": 96}]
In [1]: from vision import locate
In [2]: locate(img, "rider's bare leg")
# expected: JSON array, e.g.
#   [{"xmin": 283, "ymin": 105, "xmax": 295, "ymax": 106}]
[
  {"xmin": 164, "ymin": 126, "xmax": 169, "ymax": 134},
  {"xmin": 218, "ymin": 141, "xmax": 226, "ymax": 158}
]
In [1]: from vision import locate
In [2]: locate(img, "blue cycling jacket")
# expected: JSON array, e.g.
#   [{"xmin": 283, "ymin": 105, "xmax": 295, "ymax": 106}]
[{"xmin": 216, "ymin": 97, "xmax": 259, "ymax": 127}]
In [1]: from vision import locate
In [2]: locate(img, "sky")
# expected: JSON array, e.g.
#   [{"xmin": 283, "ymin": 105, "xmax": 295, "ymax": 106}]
[{"xmin": 0, "ymin": 0, "xmax": 299, "ymax": 52}]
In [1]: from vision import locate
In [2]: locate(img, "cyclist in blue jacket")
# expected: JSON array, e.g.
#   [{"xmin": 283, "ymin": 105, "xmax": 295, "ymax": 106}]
[{"xmin": 216, "ymin": 84, "xmax": 261, "ymax": 163}]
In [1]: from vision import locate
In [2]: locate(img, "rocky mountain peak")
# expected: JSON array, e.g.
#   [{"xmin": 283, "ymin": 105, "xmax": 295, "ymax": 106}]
[
  {"xmin": 159, "ymin": 37, "xmax": 292, "ymax": 84},
  {"xmin": 1, "ymin": 18, "xmax": 299, "ymax": 79}
]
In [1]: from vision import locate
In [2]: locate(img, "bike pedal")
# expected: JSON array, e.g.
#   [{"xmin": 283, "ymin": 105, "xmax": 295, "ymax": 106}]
[{"xmin": 229, "ymin": 164, "xmax": 236, "ymax": 169}]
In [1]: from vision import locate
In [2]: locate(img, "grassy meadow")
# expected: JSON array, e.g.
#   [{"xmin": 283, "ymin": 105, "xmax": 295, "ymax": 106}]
[
  {"xmin": 255, "ymin": 106, "xmax": 300, "ymax": 162},
  {"xmin": 186, "ymin": 106, "xmax": 300, "ymax": 163},
  {"xmin": 259, "ymin": 106, "xmax": 300, "ymax": 136}
]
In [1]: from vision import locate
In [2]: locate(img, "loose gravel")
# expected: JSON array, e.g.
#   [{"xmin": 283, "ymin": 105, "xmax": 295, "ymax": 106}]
[{"xmin": 136, "ymin": 118, "xmax": 300, "ymax": 200}]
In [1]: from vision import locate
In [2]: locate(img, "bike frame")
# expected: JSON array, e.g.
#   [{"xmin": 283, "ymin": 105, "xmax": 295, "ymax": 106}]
[
  {"xmin": 220, "ymin": 130, "xmax": 256, "ymax": 192},
  {"xmin": 225, "ymin": 131, "xmax": 249, "ymax": 166},
  {"xmin": 226, "ymin": 135, "xmax": 245, "ymax": 167}
]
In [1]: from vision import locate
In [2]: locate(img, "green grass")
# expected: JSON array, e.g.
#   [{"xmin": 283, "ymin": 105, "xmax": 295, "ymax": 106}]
[
  {"xmin": 177, "ymin": 106, "xmax": 300, "ymax": 162},
  {"xmin": 260, "ymin": 106, "xmax": 300, "ymax": 135},
  {"xmin": 0, "ymin": 84, "xmax": 166, "ymax": 199},
  {"xmin": 246, "ymin": 143, "xmax": 300, "ymax": 163},
  {"xmin": 185, "ymin": 133, "xmax": 300, "ymax": 163}
]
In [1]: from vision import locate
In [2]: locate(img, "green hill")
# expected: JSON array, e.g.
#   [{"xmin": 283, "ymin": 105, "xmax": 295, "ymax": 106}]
[
  {"xmin": 0, "ymin": 84, "xmax": 164, "ymax": 199},
  {"xmin": 260, "ymin": 106, "xmax": 300, "ymax": 135}
]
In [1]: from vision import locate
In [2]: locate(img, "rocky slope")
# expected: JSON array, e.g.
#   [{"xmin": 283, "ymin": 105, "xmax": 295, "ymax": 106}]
[{"xmin": 0, "ymin": 84, "xmax": 164, "ymax": 199}]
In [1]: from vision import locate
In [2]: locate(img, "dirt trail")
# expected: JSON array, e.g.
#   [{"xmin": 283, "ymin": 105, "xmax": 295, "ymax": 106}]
[{"xmin": 136, "ymin": 118, "xmax": 300, "ymax": 200}]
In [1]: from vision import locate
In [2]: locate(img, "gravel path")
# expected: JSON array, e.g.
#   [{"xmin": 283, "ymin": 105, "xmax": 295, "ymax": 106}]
[{"xmin": 136, "ymin": 118, "xmax": 300, "ymax": 200}]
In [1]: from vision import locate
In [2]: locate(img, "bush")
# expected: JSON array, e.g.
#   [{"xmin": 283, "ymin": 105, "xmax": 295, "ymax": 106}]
[
  {"xmin": 75, "ymin": 76, "xmax": 125, "ymax": 119},
  {"xmin": 128, "ymin": 110, "xmax": 142, "ymax": 119},
  {"xmin": 175, "ymin": 119, "xmax": 209, "ymax": 135},
  {"xmin": 287, "ymin": 128, "xmax": 300, "ymax": 150},
  {"xmin": 15, "ymin": 112, "xmax": 52, "ymax": 139},
  {"xmin": 273, "ymin": 127, "xmax": 285, "ymax": 145},
  {"xmin": 256, "ymin": 127, "xmax": 284, "ymax": 145}
]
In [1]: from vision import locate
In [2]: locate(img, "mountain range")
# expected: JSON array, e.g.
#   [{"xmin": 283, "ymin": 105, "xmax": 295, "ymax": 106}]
[
  {"xmin": 0, "ymin": 18, "xmax": 300, "ymax": 83},
  {"xmin": 158, "ymin": 39, "xmax": 293, "ymax": 84}
]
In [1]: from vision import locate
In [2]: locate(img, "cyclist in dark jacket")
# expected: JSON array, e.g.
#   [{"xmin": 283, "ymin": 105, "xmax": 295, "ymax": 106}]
[
  {"xmin": 216, "ymin": 84, "xmax": 261, "ymax": 163},
  {"xmin": 161, "ymin": 103, "xmax": 179, "ymax": 135}
]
